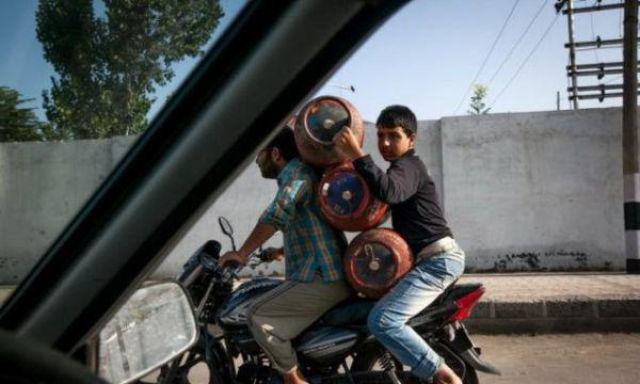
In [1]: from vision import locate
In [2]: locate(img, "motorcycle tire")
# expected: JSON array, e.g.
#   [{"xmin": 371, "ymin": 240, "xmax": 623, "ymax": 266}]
[
  {"xmin": 351, "ymin": 341, "xmax": 479, "ymax": 384},
  {"xmin": 135, "ymin": 346, "xmax": 225, "ymax": 384}
]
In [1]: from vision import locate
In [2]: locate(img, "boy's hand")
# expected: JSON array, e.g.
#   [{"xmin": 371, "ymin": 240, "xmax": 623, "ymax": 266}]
[{"xmin": 333, "ymin": 127, "xmax": 365, "ymax": 160}]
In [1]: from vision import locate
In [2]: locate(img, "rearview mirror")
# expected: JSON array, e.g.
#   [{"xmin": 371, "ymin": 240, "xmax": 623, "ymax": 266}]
[
  {"xmin": 218, "ymin": 216, "xmax": 237, "ymax": 251},
  {"xmin": 98, "ymin": 281, "xmax": 198, "ymax": 384},
  {"xmin": 218, "ymin": 216, "xmax": 233, "ymax": 236}
]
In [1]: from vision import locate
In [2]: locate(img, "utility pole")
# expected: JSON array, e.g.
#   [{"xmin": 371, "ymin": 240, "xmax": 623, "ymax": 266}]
[
  {"xmin": 566, "ymin": 0, "xmax": 579, "ymax": 109},
  {"xmin": 560, "ymin": 0, "xmax": 629, "ymax": 103},
  {"xmin": 557, "ymin": 91, "xmax": 561, "ymax": 110},
  {"xmin": 623, "ymin": 0, "xmax": 639, "ymax": 274}
]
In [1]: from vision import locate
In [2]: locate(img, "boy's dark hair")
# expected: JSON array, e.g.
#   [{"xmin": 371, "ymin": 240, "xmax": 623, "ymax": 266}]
[
  {"xmin": 376, "ymin": 105, "xmax": 417, "ymax": 137},
  {"xmin": 264, "ymin": 126, "xmax": 299, "ymax": 161}
]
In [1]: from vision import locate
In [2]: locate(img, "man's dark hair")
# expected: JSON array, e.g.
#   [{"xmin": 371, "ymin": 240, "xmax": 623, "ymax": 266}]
[
  {"xmin": 264, "ymin": 126, "xmax": 299, "ymax": 161},
  {"xmin": 376, "ymin": 105, "xmax": 417, "ymax": 136}
]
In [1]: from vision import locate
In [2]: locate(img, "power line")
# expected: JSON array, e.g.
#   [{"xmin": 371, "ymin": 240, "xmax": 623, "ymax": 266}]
[
  {"xmin": 453, "ymin": 0, "xmax": 522, "ymax": 114},
  {"xmin": 490, "ymin": 13, "xmax": 561, "ymax": 108},
  {"xmin": 487, "ymin": 0, "xmax": 549, "ymax": 87}
]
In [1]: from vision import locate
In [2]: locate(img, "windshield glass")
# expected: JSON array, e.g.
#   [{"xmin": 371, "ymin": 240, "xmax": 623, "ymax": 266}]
[{"xmin": 0, "ymin": 0, "xmax": 247, "ymax": 306}]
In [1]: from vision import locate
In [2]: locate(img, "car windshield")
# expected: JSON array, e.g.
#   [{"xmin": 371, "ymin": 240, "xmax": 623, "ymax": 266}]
[
  {"xmin": 0, "ymin": 0, "xmax": 247, "ymax": 306},
  {"xmin": 1, "ymin": 0, "xmax": 628, "ymax": 307}
]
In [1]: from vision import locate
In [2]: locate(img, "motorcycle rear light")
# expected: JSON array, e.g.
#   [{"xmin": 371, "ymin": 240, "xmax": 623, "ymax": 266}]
[{"xmin": 449, "ymin": 286, "xmax": 485, "ymax": 322}]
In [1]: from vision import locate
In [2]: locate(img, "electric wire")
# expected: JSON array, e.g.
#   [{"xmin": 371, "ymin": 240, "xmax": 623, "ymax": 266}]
[
  {"xmin": 487, "ymin": 0, "xmax": 549, "ymax": 87},
  {"xmin": 452, "ymin": 0, "xmax": 522, "ymax": 114},
  {"xmin": 490, "ymin": 13, "xmax": 561, "ymax": 108},
  {"xmin": 575, "ymin": 45, "xmax": 624, "ymax": 51}
]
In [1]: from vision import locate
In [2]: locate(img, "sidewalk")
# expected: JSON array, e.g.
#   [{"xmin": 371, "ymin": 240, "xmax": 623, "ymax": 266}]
[
  {"xmin": 461, "ymin": 272, "xmax": 640, "ymax": 334},
  {"xmin": 2, "ymin": 272, "xmax": 639, "ymax": 334}
]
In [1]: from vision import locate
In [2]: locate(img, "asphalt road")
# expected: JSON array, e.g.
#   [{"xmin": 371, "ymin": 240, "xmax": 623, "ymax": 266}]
[
  {"xmin": 474, "ymin": 333, "xmax": 640, "ymax": 384},
  {"xmin": 149, "ymin": 333, "xmax": 640, "ymax": 383}
]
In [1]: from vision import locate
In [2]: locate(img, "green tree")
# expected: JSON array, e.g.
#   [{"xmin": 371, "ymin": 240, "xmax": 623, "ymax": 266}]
[
  {"xmin": 468, "ymin": 84, "xmax": 491, "ymax": 115},
  {"xmin": 37, "ymin": 0, "xmax": 223, "ymax": 140},
  {"xmin": 0, "ymin": 86, "xmax": 48, "ymax": 142}
]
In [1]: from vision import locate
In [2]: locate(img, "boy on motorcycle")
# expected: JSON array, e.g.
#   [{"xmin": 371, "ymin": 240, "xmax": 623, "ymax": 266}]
[
  {"xmin": 220, "ymin": 126, "xmax": 350, "ymax": 384},
  {"xmin": 334, "ymin": 105, "xmax": 465, "ymax": 384}
]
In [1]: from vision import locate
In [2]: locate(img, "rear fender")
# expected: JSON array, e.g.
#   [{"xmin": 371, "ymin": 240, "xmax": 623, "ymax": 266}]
[{"xmin": 440, "ymin": 323, "xmax": 501, "ymax": 375}]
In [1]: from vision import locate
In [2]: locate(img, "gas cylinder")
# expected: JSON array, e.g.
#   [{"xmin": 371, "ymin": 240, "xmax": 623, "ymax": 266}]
[
  {"xmin": 294, "ymin": 95, "xmax": 364, "ymax": 167},
  {"xmin": 344, "ymin": 228, "xmax": 414, "ymax": 299},
  {"xmin": 318, "ymin": 162, "xmax": 388, "ymax": 232}
]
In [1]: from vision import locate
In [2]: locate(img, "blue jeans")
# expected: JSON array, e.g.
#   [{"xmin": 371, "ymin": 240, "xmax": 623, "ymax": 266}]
[{"xmin": 367, "ymin": 241, "xmax": 465, "ymax": 380}]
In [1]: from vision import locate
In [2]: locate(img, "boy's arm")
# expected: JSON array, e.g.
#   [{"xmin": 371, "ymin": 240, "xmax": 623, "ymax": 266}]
[
  {"xmin": 352, "ymin": 155, "xmax": 418, "ymax": 204},
  {"xmin": 333, "ymin": 127, "xmax": 418, "ymax": 204}
]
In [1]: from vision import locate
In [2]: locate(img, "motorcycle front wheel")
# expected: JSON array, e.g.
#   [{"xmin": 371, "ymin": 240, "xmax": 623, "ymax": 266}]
[
  {"xmin": 136, "ymin": 346, "xmax": 225, "ymax": 384},
  {"xmin": 351, "ymin": 341, "xmax": 479, "ymax": 384}
]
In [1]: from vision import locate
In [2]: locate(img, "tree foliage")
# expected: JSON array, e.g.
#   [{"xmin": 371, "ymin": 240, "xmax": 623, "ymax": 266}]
[
  {"xmin": 468, "ymin": 84, "xmax": 491, "ymax": 115},
  {"xmin": 0, "ymin": 86, "xmax": 48, "ymax": 142},
  {"xmin": 36, "ymin": 0, "xmax": 223, "ymax": 140}
]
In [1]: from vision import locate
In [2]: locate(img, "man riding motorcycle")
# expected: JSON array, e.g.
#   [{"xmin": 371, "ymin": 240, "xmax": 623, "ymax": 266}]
[{"xmin": 220, "ymin": 126, "xmax": 351, "ymax": 384}]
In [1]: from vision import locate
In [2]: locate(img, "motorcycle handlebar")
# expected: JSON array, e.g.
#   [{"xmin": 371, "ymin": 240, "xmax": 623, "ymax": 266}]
[{"xmin": 220, "ymin": 252, "xmax": 268, "ymax": 281}]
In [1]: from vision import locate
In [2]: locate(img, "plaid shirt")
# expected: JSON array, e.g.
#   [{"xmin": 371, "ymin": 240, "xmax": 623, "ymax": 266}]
[{"xmin": 259, "ymin": 158, "xmax": 346, "ymax": 282}]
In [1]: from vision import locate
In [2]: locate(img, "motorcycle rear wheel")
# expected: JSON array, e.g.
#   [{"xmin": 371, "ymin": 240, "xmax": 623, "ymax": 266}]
[{"xmin": 351, "ymin": 341, "xmax": 479, "ymax": 384}]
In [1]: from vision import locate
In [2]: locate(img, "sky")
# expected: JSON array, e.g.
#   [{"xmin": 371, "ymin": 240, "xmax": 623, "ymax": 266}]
[{"xmin": 0, "ymin": 0, "xmax": 629, "ymax": 123}]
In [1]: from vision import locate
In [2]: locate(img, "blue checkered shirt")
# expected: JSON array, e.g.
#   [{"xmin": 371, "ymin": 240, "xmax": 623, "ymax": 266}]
[{"xmin": 259, "ymin": 158, "xmax": 346, "ymax": 282}]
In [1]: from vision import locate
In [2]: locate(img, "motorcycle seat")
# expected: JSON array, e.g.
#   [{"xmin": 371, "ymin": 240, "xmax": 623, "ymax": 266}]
[
  {"xmin": 319, "ymin": 280, "xmax": 479, "ymax": 329},
  {"xmin": 321, "ymin": 297, "xmax": 377, "ymax": 328}
]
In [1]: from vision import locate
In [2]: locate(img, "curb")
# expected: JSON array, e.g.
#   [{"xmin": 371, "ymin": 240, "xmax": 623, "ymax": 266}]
[
  {"xmin": 3, "ymin": 283, "xmax": 639, "ymax": 334},
  {"xmin": 466, "ymin": 298, "xmax": 640, "ymax": 334}
]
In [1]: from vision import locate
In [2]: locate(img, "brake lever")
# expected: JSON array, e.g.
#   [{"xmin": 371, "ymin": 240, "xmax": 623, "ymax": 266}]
[
  {"xmin": 221, "ymin": 260, "xmax": 242, "ymax": 282},
  {"xmin": 221, "ymin": 252, "xmax": 267, "ymax": 281}
]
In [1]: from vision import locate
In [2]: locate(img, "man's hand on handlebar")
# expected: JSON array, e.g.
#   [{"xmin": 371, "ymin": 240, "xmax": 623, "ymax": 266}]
[{"xmin": 220, "ymin": 251, "xmax": 247, "ymax": 269}]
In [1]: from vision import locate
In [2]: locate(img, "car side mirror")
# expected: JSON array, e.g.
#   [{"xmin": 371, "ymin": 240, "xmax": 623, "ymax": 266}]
[{"xmin": 98, "ymin": 281, "xmax": 198, "ymax": 384}]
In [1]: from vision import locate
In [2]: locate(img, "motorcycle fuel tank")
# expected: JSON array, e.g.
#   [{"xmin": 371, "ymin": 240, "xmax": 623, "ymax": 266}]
[{"xmin": 217, "ymin": 278, "xmax": 281, "ymax": 327}]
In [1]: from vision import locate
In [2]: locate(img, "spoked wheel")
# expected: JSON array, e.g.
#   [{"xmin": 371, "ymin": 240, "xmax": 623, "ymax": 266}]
[{"xmin": 351, "ymin": 341, "xmax": 478, "ymax": 384}]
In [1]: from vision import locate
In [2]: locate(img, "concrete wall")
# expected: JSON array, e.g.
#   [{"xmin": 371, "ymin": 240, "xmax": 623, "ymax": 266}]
[
  {"xmin": 0, "ymin": 108, "xmax": 626, "ymax": 283},
  {"xmin": 441, "ymin": 109, "xmax": 623, "ymax": 271},
  {"xmin": 0, "ymin": 136, "xmax": 137, "ymax": 282}
]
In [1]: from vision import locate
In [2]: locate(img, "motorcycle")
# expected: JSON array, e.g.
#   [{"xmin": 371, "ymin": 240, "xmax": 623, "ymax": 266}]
[{"xmin": 144, "ymin": 217, "xmax": 500, "ymax": 384}]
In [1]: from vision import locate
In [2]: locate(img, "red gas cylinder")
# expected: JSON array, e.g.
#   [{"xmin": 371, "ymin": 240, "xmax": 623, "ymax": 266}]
[
  {"xmin": 344, "ymin": 228, "xmax": 414, "ymax": 299},
  {"xmin": 318, "ymin": 162, "xmax": 389, "ymax": 232},
  {"xmin": 294, "ymin": 95, "xmax": 364, "ymax": 167}
]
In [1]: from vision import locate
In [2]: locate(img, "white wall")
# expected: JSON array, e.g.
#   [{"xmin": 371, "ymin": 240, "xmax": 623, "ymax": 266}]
[
  {"xmin": 0, "ymin": 108, "xmax": 626, "ymax": 283},
  {"xmin": 441, "ymin": 109, "xmax": 623, "ymax": 271},
  {"xmin": 0, "ymin": 136, "xmax": 136, "ymax": 282}
]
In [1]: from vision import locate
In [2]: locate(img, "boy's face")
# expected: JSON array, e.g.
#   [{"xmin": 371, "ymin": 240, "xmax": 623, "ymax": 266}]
[{"xmin": 377, "ymin": 126, "xmax": 415, "ymax": 161}]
